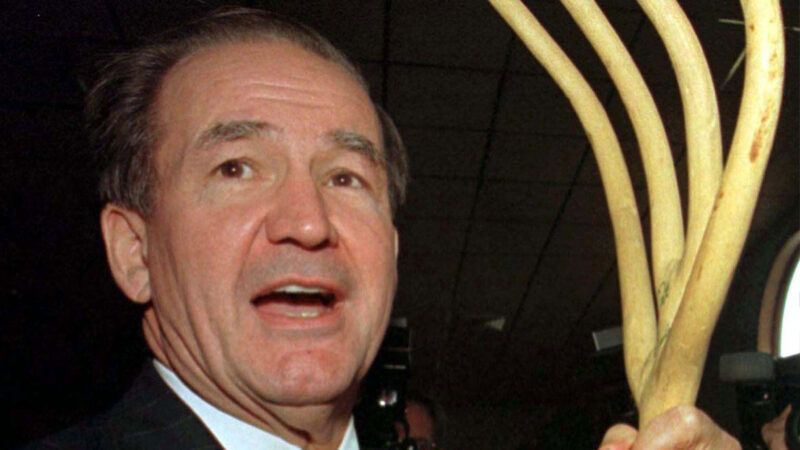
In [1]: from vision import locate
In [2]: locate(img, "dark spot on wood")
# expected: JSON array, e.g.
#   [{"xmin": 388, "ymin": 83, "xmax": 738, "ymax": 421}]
[
  {"xmin": 751, "ymin": 108, "xmax": 773, "ymax": 162},
  {"xmin": 751, "ymin": 132, "xmax": 762, "ymax": 162}
]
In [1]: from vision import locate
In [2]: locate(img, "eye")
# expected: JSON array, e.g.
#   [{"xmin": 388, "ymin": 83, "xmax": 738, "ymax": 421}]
[
  {"xmin": 329, "ymin": 171, "xmax": 365, "ymax": 189},
  {"xmin": 217, "ymin": 159, "xmax": 253, "ymax": 179}
]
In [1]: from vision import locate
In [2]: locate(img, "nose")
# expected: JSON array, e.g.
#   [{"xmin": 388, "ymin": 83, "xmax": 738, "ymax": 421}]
[{"xmin": 263, "ymin": 172, "xmax": 338, "ymax": 249}]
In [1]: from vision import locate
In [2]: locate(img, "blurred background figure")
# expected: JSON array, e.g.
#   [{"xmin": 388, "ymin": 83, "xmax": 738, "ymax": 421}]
[
  {"xmin": 762, "ymin": 406, "xmax": 795, "ymax": 450},
  {"xmin": 395, "ymin": 394, "xmax": 444, "ymax": 450}
]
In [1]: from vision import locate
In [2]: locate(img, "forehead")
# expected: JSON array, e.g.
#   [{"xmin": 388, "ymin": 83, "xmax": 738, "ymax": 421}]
[{"xmin": 153, "ymin": 40, "xmax": 380, "ymax": 153}]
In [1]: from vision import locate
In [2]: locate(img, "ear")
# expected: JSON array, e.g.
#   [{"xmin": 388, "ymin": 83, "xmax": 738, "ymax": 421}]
[{"xmin": 100, "ymin": 204, "xmax": 151, "ymax": 304}]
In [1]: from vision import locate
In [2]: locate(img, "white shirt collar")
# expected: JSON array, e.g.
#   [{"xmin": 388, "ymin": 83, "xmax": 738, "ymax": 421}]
[{"xmin": 153, "ymin": 360, "xmax": 360, "ymax": 450}]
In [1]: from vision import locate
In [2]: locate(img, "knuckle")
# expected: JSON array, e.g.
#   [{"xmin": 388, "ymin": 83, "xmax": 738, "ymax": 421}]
[{"xmin": 670, "ymin": 405, "xmax": 704, "ymax": 429}]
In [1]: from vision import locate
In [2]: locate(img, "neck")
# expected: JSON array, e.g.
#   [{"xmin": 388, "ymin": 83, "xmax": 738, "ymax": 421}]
[{"xmin": 143, "ymin": 312, "xmax": 355, "ymax": 449}]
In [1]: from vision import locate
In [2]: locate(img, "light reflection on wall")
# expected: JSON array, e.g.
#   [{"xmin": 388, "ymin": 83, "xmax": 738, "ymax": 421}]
[{"xmin": 778, "ymin": 252, "xmax": 800, "ymax": 358}]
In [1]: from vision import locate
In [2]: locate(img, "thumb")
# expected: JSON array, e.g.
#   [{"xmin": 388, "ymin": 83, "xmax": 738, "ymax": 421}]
[{"xmin": 598, "ymin": 423, "xmax": 637, "ymax": 450}]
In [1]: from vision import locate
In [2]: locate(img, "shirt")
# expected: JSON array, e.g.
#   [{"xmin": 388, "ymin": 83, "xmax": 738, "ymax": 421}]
[{"xmin": 154, "ymin": 360, "xmax": 360, "ymax": 450}]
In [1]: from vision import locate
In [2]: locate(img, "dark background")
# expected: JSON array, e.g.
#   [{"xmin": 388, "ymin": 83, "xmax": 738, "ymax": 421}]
[{"xmin": 2, "ymin": 1, "xmax": 798, "ymax": 448}]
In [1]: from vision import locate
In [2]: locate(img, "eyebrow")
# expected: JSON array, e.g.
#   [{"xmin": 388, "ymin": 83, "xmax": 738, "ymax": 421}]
[
  {"xmin": 328, "ymin": 129, "xmax": 385, "ymax": 166},
  {"xmin": 194, "ymin": 121, "xmax": 384, "ymax": 165},
  {"xmin": 194, "ymin": 120, "xmax": 279, "ymax": 150}
]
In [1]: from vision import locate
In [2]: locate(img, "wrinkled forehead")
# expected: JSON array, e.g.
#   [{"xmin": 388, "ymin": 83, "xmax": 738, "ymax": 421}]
[
  {"xmin": 161, "ymin": 40, "xmax": 376, "ymax": 120},
  {"xmin": 152, "ymin": 40, "xmax": 384, "ymax": 162}
]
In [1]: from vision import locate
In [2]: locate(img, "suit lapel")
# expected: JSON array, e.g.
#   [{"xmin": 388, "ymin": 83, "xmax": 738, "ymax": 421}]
[{"xmin": 104, "ymin": 363, "xmax": 222, "ymax": 449}]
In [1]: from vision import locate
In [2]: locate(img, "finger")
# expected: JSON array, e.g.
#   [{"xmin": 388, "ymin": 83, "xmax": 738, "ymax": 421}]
[{"xmin": 598, "ymin": 423, "xmax": 637, "ymax": 450}]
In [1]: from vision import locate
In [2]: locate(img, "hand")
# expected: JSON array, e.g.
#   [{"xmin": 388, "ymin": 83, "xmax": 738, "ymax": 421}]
[
  {"xmin": 597, "ymin": 405, "xmax": 741, "ymax": 450},
  {"xmin": 761, "ymin": 405, "xmax": 791, "ymax": 450}
]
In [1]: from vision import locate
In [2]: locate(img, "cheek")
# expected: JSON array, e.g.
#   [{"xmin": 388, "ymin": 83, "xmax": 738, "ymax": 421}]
[
  {"xmin": 353, "ymin": 222, "xmax": 397, "ymax": 327},
  {"xmin": 150, "ymin": 201, "xmax": 263, "ymax": 302},
  {"xmin": 181, "ymin": 198, "xmax": 262, "ymax": 257},
  {"xmin": 348, "ymin": 217, "xmax": 396, "ymax": 285}
]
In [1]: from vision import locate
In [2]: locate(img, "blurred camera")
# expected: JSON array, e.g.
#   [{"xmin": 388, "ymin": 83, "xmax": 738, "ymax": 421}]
[
  {"xmin": 355, "ymin": 320, "xmax": 420, "ymax": 450},
  {"xmin": 720, "ymin": 352, "xmax": 800, "ymax": 450}
]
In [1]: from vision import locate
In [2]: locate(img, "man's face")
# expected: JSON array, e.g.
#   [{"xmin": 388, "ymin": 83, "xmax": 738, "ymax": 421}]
[{"xmin": 141, "ymin": 41, "xmax": 397, "ymax": 409}]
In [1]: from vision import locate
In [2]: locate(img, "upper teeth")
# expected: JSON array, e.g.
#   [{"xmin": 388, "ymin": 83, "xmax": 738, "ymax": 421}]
[{"xmin": 273, "ymin": 284, "xmax": 328, "ymax": 295}]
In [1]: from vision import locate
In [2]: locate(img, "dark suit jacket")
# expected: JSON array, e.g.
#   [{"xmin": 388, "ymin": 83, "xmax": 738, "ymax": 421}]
[{"xmin": 21, "ymin": 363, "xmax": 223, "ymax": 449}]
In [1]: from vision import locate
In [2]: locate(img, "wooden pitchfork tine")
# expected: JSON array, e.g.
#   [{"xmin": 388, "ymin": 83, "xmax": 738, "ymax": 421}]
[{"xmin": 489, "ymin": 0, "xmax": 785, "ymax": 427}]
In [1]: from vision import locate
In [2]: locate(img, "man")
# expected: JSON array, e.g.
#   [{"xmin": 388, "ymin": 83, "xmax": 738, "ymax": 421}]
[
  {"xmin": 29, "ymin": 7, "xmax": 739, "ymax": 450},
  {"xmin": 34, "ymin": 8, "xmax": 403, "ymax": 450}
]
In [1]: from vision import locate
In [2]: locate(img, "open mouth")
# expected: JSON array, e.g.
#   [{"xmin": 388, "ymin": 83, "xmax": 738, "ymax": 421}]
[{"xmin": 251, "ymin": 284, "xmax": 337, "ymax": 319}]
